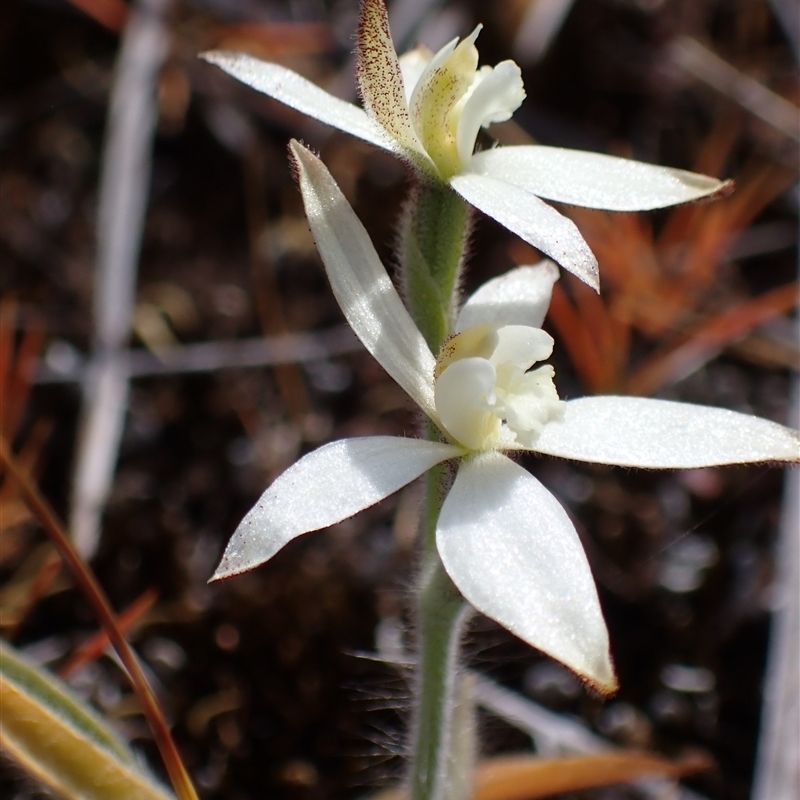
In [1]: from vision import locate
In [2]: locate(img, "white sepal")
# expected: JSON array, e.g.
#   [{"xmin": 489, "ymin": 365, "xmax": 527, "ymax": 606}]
[
  {"xmin": 213, "ymin": 437, "xmax": 462, "ymax": 579},
  {"xmin": 437, "ymin": 452, "xmax": 617, "ymax": 693},
  {"xmin": 467, "ymin": 146, "xmax": 731, "ymax": 211},
  {"xmin": 291, "ymin": 141, "xmax": 439, "ymax": 422},
  {"xmin": 533, "ymin": 396, "xmax": 800, "ymax": 467},
  {"xmin": 456, "ymin": 262, "xmax": 559, "ymax": 332},
  {"xmin": 449, "ymin": 172, "xmax": 599, "ymax": 290},
  {"xmin": 200, "ymin": 52, "xmax": 397, "ymax": 155}
]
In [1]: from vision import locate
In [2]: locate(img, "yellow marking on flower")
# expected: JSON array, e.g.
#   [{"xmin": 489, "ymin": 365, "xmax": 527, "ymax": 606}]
[
  {"xmin": 413, "ymin": 32, "xmax": 481, "ymax": 178},
  {"xmin": 435, "ymin": 323, "xmax": 498, "ymax": 378}
]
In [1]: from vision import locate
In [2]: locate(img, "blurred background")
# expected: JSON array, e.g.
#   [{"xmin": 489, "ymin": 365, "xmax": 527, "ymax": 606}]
[{"xmin": 0, "ymin": 0, "xmax": 797, "ymax": 798}]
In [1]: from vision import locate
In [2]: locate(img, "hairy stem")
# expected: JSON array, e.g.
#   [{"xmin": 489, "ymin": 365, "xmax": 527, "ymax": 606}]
[
  {"xmin": 398, "ymin": 181, "xmax": 473, "ymax": 353},
  {"xmin": 411, "ymin": 535, "xmax": 472, "ymax": 800},
  {"xmin": 398, "ymin": 173, "xmax": 475, "ymax": 800}
]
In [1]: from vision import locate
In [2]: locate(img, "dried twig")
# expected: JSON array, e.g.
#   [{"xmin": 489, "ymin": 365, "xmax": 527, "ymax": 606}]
[
  {"xmin": 513, "ymin": 0, "xmax": 577, "ymax": 63},
  {"xmin": 473, "ymin": 674, "xmax": 711, "ymax": 800},
  {"xmin": 671, "ymin": 37, "xmax": 799, "ymax": 141},
  {"xmin": 751, "ymin": 279, "xmax": 800, "ymax": 799},
  {"xmin": 70, "ymin": 0, "xmax": 172, "ymax": 558},
  {"xmin": 37, "ymin": 326, "xmax": 361, "ymax": 384}
]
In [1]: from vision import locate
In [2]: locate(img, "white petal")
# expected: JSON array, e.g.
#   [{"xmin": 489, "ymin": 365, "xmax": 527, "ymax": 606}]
[
  {"xmin": 449, "ymin": 173, "xmax": 599, "ymax": 291},
  {"xmin": 437, "ymin": 452, "xmax": 616, "ymax": 692},
  {"xmin": 533, "ymin": 396, "xmax": 800, "ymax": 467},
  {"xmin": 213, "ymin": 437, "xmax": 461, "ymax": 579},
  {"xmin": 435, "ymin": 358, "xmax": 501, "ymax": 451},
  {"xmin": 490, "ymin": 325, "xmax": 554, "ymax": 371},
  {"xmin": 466, "ymin": 146, "xmax": 731, "ymax": 211},
  {"xmin": 457, "ymin": 262, "xmax": 559, "ymax": 332},
  {"xmin": 291, "ymin": 142, "xmax": 439, "ymax": 421},
  {"xmin": 201, "ymin": 52, "xmax": 397, "ymax": 154},
  {"xmin": 456, "ymin": 60, "xmax": 525, "ymax": 165}
]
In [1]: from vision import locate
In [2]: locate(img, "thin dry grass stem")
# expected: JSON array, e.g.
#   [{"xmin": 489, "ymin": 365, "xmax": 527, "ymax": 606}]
[
  {"xmin": 0, "ymin": 419, "xmax": 52, "ymax": 524},
  {"xmin": 59, "ymin": 587, "xmax": 159, "ymax": 679},
  {"xmin": 0, "ymin": 437, "xmax": 199, "ymax": 800},
  {"xmin": 670, "ymin": 37, "xmax": 800, "ymax": 141},
  {"xmin": 70, "ymin": 0, "xmax": 173, "ymax": 559}
]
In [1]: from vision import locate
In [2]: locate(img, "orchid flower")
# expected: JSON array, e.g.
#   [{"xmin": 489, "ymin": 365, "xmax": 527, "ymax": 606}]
[
  {"xmin": 212, "ymin": 142, "xmax": 800, "ymax": 692},
  {"xmin": 202, "ymin": 0, "xmax": 729, "ymax": 290}
]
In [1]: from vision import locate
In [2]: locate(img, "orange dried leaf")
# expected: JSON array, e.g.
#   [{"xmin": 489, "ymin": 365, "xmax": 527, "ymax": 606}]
[
  {"xmin": 548, "ymin": 284, "xmax": 611, "ymax": 393},
  {"xmin": 626, "ymin": 282, "xmax": 799, "ymax": 396},
  {"xmin": 368, "ymin": 751, "xmax": 713, "ymax": 800},
  {"xmin": 473, "ymin": 751, "xmax": 713, "ymax": 800}
]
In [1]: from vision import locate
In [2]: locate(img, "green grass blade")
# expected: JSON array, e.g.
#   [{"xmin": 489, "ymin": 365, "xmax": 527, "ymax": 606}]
[{"xmin": 0, "ymin": 638, "xmax": 177, "ymax": 800}]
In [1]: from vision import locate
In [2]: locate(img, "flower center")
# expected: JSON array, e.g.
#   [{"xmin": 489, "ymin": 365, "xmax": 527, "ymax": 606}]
[
  {"xmin": 433, "ymin": 324, "xmax": 564, "ymax": 451},
  {"xmin": 400, "ymin": 29, "xmax": 526, "ymax": 179}
]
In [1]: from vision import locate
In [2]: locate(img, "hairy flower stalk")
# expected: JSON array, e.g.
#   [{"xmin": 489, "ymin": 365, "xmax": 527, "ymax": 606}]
[{"xmin": 211, "ymin": 141, "xmax": 800, "ymax": 800}]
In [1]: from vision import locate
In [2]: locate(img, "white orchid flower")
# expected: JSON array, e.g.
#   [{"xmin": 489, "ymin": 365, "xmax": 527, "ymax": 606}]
[
  {"xmin": 212, "ymin": 142, "xmax": 799, "ymax": 693},
  {"xmin": 202, "ymin": 0, "xmax": 729, "ymax": 290}
]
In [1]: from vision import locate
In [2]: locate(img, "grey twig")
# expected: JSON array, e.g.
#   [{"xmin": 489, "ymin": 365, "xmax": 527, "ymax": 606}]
[
  {"xmin": 39, "ymin": 326, "xmax": 361, "ymax": 384},
  {"xmin": 751, "ymin": 266, "xmax": 800, "ymax": 799},
  {"xmin": 768, "ymin": 0, "xmax": 799, "ymax": 58},
  {"xmin": 471, "ymin": 672, "xmax": 610, "ymax": 755},
  {"xmin": 513, "ymin": 0, "xmax": 577, "ymax": 64},
  {"xmin": 70, "ymin": 0, "xmax": 172, "ymax": 558},
  {"xmin": 670, "ymin": 37, "xmax": 799, "ymax": 142},
  {"xmin": 472, "ymin": 673, "xmax": 710, "ymax": 800}
]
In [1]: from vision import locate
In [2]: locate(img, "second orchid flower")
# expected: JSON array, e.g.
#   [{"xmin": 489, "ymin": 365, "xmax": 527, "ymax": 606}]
[
  {"xmin": 212, "ymin": 142, "xmax": 799, "ymax": 693},
  {"xmin": 202, "ymin": 0, "xmax": 731, "ymax": 291}
]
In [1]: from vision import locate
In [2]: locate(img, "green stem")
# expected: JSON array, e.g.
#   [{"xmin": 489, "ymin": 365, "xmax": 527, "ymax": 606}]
[
  {"xmin": 411, "ymin": 506, "xmax": 472, "ymax": 800},
  {"xmin": 399, "ymin": 181, "xmax": 473, "ymax": 354},
  {"xmin": 398, "ymin": 176, "xmax": 475, "ymax": 800}
]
